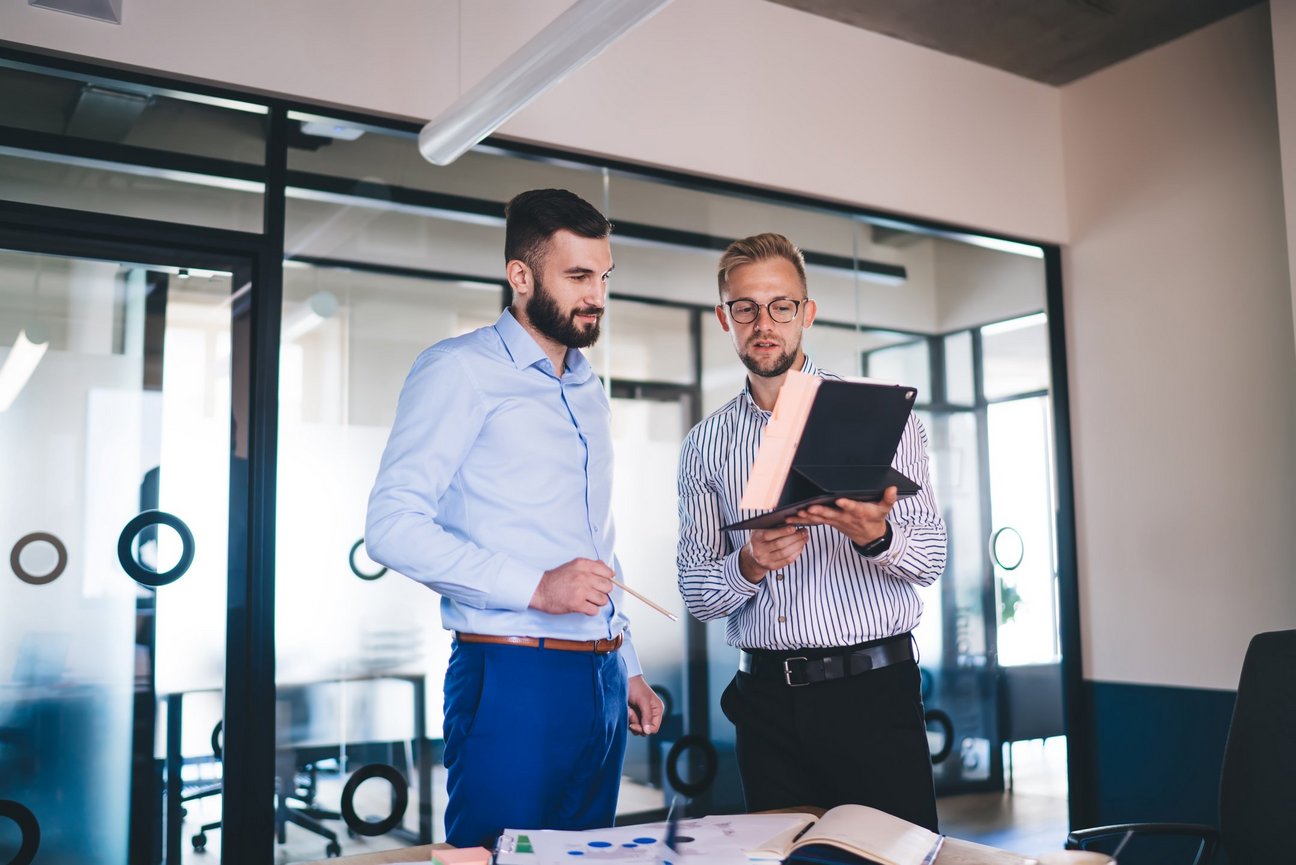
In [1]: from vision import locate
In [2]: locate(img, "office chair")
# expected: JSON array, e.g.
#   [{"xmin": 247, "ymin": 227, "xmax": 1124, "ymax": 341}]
[
  {"xmin": 1065, "ymin": 628, "xmax": 1296, "ymax": 865},
  {"xmin": 997, "ymin": 662, "xmax": 1065, "ymax": 790},
  {"xmin": 184, "ymin": 721, "xmax": 224, "ymax": 851},
  {"xmin": 274, "ymin": 738, "xmax": 345, "ymax": 858}
]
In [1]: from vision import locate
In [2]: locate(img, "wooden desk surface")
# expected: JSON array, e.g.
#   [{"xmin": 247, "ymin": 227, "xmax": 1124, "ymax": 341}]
[{"xmin": 301, "ymin": 845, "xmax": 445, "ymax": 865}]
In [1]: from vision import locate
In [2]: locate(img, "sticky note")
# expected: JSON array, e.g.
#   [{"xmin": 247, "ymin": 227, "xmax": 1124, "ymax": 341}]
[{"xmin": 431, "ymin": 846, "xmax": 492, "ymax": 865}]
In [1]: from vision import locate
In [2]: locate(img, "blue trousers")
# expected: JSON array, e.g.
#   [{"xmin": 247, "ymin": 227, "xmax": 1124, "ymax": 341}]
[{"xmin": 442, "ymin": 640, "xmax": 628, "ymax": 848}]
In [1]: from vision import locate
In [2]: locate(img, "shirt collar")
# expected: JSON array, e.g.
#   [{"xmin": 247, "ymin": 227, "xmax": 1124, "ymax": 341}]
[
  {"xmin": 740, "ymin": 354, "xmax": 819, "ymax": 415},
  {"xmin": 493, "ymin": 308, "xmax": 593, "ymax": 382}
]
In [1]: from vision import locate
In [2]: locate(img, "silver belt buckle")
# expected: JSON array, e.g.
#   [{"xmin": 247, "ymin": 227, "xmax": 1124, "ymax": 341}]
[{"xmin": 783, "ymin": 656, "xmax": 809, "ymax": 687}]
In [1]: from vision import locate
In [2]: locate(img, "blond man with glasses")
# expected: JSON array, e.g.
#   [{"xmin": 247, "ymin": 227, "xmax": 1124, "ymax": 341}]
[{"xmin": 676, "ymin": 232, "xmax": 947, "ymax": 829}]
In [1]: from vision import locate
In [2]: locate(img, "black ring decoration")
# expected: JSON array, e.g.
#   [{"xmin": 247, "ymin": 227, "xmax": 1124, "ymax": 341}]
[
  {"xmin": 117, "ymin": 511, "xmax": 195, "ymax": 587},
  {"xmin": 210, "ymin": 721, "xmax": 223, "ymax": 760},
  {"xmin": 651, "ymin": 685, "xmax": 674, "ymax": 721},
  {"xmin": 924, "ymin": 709, "xmax": 955, "ymax": 765},
  {"xmin": 989, "ymin": 526, "xmax": 1025, "ymax": 571},
  {"xmin": 665, "ymin": 735, "xmax": 718, "ymax": 798},
  {"xmin": 349, "ymin": 538, "xmax": 387, "ymax": 581},
  {"xmin": 0, "ymin": 799, "xmax": 40, "ymax": 865},
  {"xmin": 10, "ymin": 533, "xmax": 67, "ymax": 586},
  {"xmin": 340, "ymin": 764, "xmax": 408, "ymax": 837}
]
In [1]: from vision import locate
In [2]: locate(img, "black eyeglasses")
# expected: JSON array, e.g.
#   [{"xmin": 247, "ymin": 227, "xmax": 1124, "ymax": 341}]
[{"xmin": 721, "ymin": 298, "xmax": 805, "ymax": 324}]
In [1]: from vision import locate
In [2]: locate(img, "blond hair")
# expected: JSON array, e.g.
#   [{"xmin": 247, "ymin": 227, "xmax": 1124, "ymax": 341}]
[{"xmin": 716, "ymin": 232, "xmax": 807, "ymax": 298}]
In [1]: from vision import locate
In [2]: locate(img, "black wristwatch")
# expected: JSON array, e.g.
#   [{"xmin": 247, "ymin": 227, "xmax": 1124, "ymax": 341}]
[{"xmin": 853, "ymin": 521, "xmax": 893, "ymax": 557}]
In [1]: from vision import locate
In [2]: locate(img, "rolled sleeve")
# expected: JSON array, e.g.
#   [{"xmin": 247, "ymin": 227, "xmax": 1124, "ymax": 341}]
[{"xmin": 864, "ymin": 415, "xmax": 946, "ymax": 587}]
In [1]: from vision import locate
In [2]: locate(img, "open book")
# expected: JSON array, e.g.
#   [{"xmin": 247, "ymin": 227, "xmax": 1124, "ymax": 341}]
[
  {"xmin": 746, "ymin": 805, "xmax": 940, "ymax": 865},
  {"xmin": 745, "ymin": 805, "xmax": 1115, "ymax": 865}
]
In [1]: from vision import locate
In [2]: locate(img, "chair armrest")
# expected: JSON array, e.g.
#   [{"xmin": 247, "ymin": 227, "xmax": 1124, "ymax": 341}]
[{"xmin": 1066, "ymin": 823, "xmax": 1219, "ymax": 865}]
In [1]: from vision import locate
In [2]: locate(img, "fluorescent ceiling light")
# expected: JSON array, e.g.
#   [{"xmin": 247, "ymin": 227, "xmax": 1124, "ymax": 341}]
[
  {"xmin": 867, "ymin": 217, "xmax": 1044, "ymax": 260},
  {"xmin": 0, "ymin": 326, "xmax": 50, "ymax": 412},
  {"xmin": 805, "ymin": 260, "xmax": 906, "ymax": 287},
  {"xmin": 0, "ymin": 145, "xmax": 265, "ymax": 194},
  {"xmin": 281, "ymin": 291, "xmax": 339, "ymax": 342},
  {"xmin": 982, "ymin": 312, "xmax": 1047, "ymax": 336},
  {"xmin": 419, "ymin": 0, "xmax": 673, "ymax": 166},
  {"xmin": 299, "ymin": 120, "xmax": 365, "ymax": 141},
  {"xmin": 2, "ymin": 59, "xmax": 266, "ymax": 113}
]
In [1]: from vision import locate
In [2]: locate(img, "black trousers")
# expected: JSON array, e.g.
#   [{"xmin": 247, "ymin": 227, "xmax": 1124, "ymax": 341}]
[{"xmin": 720, "ymin": 647, "xmax": 938, "ymax": 831}]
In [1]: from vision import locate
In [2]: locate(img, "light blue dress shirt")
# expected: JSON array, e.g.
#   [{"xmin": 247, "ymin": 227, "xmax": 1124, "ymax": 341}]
[{"xmin": 366, "ymin": 309, "xmax": 641, "ymax": 677}]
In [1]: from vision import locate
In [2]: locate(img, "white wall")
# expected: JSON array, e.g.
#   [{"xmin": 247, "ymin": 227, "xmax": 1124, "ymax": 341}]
[
  {"xmin": 1061, "ymin": 4, "xmax": 1296, "ymax": 690},
  {"xmin": 1272, "ymin": 0, "xmax": 1296, "ymax": 342},
  {"xmin": 0, "ymin": 0, "xmax": 1068, "ymax": 243}
]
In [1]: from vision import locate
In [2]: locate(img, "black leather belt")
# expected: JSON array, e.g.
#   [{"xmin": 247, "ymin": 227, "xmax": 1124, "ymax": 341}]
[{"xmin": 738, "ymin": 635, "xmax": 914, "ymax": 687}]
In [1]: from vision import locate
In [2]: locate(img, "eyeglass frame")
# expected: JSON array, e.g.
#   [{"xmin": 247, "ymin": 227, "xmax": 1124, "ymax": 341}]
[{"xmin": 719, "ymin": 297, "xmax": 808, "ymax": 324}]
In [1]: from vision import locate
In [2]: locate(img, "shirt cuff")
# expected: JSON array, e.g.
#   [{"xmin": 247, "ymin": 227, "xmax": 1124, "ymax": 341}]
[
  {"xmin": 620, "ymin": 632, "xmax": 643, "ymax": 678},
  {"xmin": 483, "ymin": 556, "xmax": 545, "ymax": 612},
  {"xmin": 722, "ymin": 548, "xmax": 762, "ymax": 598},
  {"xmin": 862, "ymin": 521, "xmax": 909, "ymax": 567}
]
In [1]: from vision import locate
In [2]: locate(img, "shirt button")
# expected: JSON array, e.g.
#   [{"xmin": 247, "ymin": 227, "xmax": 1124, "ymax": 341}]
[
  {"xmin": 777, "ymin": 615, "xmax": 786, "ymax": 623},
  {"xmin": 775, "ymin": 573, "xmax": 784, "ymax": 581}
]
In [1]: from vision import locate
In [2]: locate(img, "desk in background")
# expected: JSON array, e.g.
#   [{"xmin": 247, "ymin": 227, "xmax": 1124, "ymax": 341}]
[{"xmin": 164, "ymin": 672, "xmax": 433, "ymax": 863}]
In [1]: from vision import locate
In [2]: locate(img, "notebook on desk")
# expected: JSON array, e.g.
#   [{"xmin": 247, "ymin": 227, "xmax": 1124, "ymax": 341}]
[{"xmin": 722, "ymin": 373, "xmax": 920, "ymax": 532}]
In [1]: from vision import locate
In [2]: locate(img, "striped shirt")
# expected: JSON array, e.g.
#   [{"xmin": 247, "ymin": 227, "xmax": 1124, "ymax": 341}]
[{"xmin": 676, "ymin": 357, "xmax": 947, "ymax": 650}]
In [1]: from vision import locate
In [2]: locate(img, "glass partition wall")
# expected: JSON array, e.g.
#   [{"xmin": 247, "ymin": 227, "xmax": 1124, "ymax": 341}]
[{"xmin": 0, "ymin": 50, "xmax": 1072, "ymax": 865}]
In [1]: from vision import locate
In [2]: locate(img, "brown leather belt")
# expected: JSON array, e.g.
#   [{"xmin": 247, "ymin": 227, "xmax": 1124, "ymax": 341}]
[{"xmin": 455, "ymin": 631, "xmax": 623, "ymax": 654}]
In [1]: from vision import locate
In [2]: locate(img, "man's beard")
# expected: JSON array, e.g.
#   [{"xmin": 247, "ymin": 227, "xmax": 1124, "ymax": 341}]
[
  {"xmin": 527, "ymin": 275, "xmax": 602, "ymax": 349},
  {"xmin": 739, "ymin": 338, "xmax": 799, "ymax": 378}
]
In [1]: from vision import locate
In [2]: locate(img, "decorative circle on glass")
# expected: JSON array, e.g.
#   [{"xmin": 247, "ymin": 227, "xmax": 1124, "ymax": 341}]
[
  {"xmin": 340, "ymin": 763, "xmax": 408, "ymax": 837},
  {"xmin": 210, "ymin": 721, "xmax": 223, "ymax": 760},
  {"xmin": 10, "ymin": 532, "xmax": 67, "ymax": 586},
  {"xmin": 349, "ymin": 538, "xmax": 387, "ymax": 581},
  {"xmin": 0, "ymin": 799, "xmax": 40, "ymax": 865},
  {"xmin": 989, "ymin": 526, "xmax": 1025, "ymax": 571},
  {"xmin": 117, "ymin": 511, "xmax": 196, "ymax": 587},
  {"xmin": 664, "ymin": 734, "xmax": 718, "ymax": 798},
  {"xmin": 924, "ymin": 709, "xmax": 955, "ymax": 765}
]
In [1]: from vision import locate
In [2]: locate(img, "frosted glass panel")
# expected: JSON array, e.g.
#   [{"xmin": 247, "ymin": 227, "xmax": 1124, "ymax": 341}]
[
  {"xmin": 0, "ymin": 248, "xmax": 232, "ymax": 865},
  {"xmin": 275, "ymin": 259, "xmax": 501, "ymax": 858}
]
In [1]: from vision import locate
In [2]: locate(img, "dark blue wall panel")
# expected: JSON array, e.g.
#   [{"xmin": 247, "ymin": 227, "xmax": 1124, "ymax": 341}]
[{"xmin": 1079, "ymin": 680, "xmax": 1236, "ymax": 862}]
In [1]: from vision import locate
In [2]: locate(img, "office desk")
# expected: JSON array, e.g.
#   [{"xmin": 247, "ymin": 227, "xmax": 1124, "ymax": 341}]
[
  {"xmin": 164, "ymin": 673, "xmax": 433, "ymax": 864},
  {"xmin": 301, "ymin": 827, "xmax": 1112, "ymax": 865}
]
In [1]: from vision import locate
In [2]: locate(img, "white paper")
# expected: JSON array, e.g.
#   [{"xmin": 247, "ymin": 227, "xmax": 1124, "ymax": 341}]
[{"xmin": 494, "ymin": 813, "xmax": 811, "ymax": 865}]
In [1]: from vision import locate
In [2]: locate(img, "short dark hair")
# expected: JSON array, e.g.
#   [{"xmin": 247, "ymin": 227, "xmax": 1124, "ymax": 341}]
[{"xmin": 504, "ymin": 188, "xmax": 612, "ymax": 272}]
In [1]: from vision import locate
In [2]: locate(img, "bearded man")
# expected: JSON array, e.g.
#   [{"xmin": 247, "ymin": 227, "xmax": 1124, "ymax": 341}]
[
  {"xmin": 367, "ymin": 188, "xmax": 663, "ymax": 848},
  {"xmin": 675, "ymin": 232, "xmax": 946, "ymax": 829}
]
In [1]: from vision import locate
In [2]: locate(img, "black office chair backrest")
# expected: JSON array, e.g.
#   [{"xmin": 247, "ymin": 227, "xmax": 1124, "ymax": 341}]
[
  {"xmin": 999, "ymin": 662, "xmax": 1065, "ymax": 743},
  {"xmin": 1218, "ymin": 628, "xmax": 1296, "ymax": 864}
]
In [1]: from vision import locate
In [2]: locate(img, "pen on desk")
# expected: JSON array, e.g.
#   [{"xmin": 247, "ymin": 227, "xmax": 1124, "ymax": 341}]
[
  {"xmin": 663, "ymin": 794, "xmax": 681, "ymax": 861},
  {"xmin": 611, "ymin": 577, "xmax": 679, "ymax": 621},
  {"xmin": 920, "ymin": 834, "xmax": 945, "ymax": 865}
]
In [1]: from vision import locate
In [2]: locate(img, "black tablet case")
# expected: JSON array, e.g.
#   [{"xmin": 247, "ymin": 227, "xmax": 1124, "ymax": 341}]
[{"xmin": 721, "ymin": 380, "xmax": 920, "ymax": 532}]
